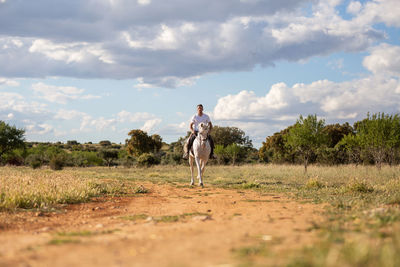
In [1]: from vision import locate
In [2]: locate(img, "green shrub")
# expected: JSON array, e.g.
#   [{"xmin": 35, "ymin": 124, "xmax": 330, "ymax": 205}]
[
  {"xmin": 50, "ymin": 155, "xmax": 65, "ymax": 170},
  {"xmin": 137, "ymin": 153, "xmax": 159, "ymax": 167},
  {"xmin": 26, "ymin": 154, "xmax": 43, "ymax": 169},
  {"xmin": 161, "ymin": 152, "xmax": 182, "ymax": 165}
]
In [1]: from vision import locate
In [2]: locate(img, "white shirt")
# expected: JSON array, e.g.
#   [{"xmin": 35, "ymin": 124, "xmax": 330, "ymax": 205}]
[{"xmin": 191, "ymin": 113, "xmax": 211, "ymax": 131}]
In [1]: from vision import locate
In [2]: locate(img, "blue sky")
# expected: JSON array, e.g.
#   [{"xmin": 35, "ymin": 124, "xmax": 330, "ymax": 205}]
[{"xmin": 1, "ymin": 0, "xmax": 400, "ymax": 147}]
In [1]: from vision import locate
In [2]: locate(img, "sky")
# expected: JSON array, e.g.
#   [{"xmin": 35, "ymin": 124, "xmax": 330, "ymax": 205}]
[{"xmin": 0, "ymin": 0, "xmax": 400, "ymax": 148}]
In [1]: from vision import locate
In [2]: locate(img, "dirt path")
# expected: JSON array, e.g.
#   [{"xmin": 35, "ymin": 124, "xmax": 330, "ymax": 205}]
[{"xmin": 0, "ymin": 183, "xmax": 323, "ymax": 267}]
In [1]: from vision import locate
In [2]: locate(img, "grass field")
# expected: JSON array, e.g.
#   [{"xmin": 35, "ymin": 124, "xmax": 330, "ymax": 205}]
[{"xmin": 1, "ymin": 164, "xmax": 400, "ymax": 266}]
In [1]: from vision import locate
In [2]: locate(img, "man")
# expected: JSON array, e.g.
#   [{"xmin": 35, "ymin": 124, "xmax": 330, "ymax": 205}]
[{"xmin": 183, "ymin": 104, "xmax": 215, "ymax": 159}]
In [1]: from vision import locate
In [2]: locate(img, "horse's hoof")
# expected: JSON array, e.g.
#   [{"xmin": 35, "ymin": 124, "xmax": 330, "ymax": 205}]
[
  {"xmin": 199, "ymin": 183, "xmax": 204, "ymax": 188},
  {"xmin": 190, "ymin": 182, "xmax": 194, "ymax": 186}
]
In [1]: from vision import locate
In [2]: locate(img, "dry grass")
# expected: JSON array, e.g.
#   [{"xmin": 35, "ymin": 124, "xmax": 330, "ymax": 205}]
[
  {"xmin": 2, "ymin": 164, "xmax": 400, "ymax": 266},
  {"xmin": 0, "ymin": 167, "xmax": 135, "ymax": 210}
]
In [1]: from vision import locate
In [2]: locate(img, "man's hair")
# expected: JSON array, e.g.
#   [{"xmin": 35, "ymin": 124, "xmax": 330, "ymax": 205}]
[{"xmin": 197, "ymin": 104, "xmax": 203, "ymax": 108}]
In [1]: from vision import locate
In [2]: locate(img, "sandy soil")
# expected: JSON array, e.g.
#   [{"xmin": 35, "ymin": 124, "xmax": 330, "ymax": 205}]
[{"xmin": 0, "ymin": 183, "xmax": 323, "ymax": 267}]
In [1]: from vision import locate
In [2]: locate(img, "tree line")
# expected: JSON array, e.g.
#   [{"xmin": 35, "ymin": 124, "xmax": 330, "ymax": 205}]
[
  {"xmin": 259, "ymin": 113, "xmax": 400, "ymax": 171},
  {"xmin": 1, "ymin": 112, "xmax": 399, "ymax": 169}
]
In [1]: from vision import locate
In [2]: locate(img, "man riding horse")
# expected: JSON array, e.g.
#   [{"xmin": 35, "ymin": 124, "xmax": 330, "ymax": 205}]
[{"xmin": 183, "ymin": 104, "xmax": 215, "ymax": 159}]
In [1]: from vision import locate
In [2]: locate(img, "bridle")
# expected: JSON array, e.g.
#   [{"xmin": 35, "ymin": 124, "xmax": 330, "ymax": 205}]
[{"xmin": 197, "ymin": 123, "xmax": 209, "ymax": 146}]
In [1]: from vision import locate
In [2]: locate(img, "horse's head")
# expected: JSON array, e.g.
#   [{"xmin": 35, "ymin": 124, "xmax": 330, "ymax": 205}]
[
  {"xmin": 198, "ymin": 122, "xmax": 210, "ymax": 135},
  {"xmin": 198, "ymin": 122, "xmax": 210, "ymax": 143}
]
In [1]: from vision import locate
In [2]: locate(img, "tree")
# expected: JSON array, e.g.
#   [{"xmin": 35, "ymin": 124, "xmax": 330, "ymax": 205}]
[
  {"xmin": 286, "ymin": 115, "xmax": 327, "ymax": 172},
  {"xmin": 211, "ymin": 126, "xmax": 252, "ymax": 148},
  {"xmin": 225, "ymin": 143, "xmax": 242, "ymax": 165},
  {"xmin": 336, "ymin": 134, "xmax": 362, "ymax": 165},
  {"xmin": 67, "ymin": 140, "xmax": 79, "ymax": 146},
  {"xmin": 169, "ymin": 136, "xmax": 186, "ymax": 154},
  {"xmin": 0, "ymin": 121, "xmax": 25, "ymax": 163},
  {"xmin": 317, "ymin": 123, "xmax": 354, "ymax": 165},
  {"xmin": 98, "ymin": 149, "xmax": 119, "ymax": 167},
  {"xmin": 214, "ymin": 144, "xmax": 226, "ymax": 165},
  {"xmin": 151, "ymin": 134, "xmax": 163, "ymax": 153},
  {"xmin": 259, "ymin": 126, "xmax": 296, "ymax": 164},
  {"xmin": 99, "ymin": 140, "xmax": 112, "ymax": 147},
  {"xmin": 126, "ymin": 130, "xmax": 162, "ymax": 157},
  {"xmin": 323, "ymin": 123, "xmax": 354, "ymax": 148},
  {"xmin": 356, "ymin": 113, "xmax": 400, "ymax": 169}
]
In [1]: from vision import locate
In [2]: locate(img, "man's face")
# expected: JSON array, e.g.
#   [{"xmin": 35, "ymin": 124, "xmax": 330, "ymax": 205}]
[{"xmin": 197, "ymin": 105, "xmax": 203, "ymax": 115}]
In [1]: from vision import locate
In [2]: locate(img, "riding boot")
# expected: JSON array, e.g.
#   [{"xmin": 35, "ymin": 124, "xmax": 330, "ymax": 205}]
[
  {"xmin": 183, "ymin": 132, "xmax": 197, "ymax": 159},
  {"xmin": 208, "ymin": 135, "xmax": 216, "ymax": 159},
  {"xmin": 182, "ymin": 142, "xmax": 189, "ymax": 159}
]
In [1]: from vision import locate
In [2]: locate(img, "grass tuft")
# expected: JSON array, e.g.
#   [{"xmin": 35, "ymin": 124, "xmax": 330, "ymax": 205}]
[
  {"xmin": 134, "ymin": 185, "xmax": 149, "ymax": 194},
  {"xmin": 305, "ymin": 177, "xmax": 323, "ymax": 189},
  {"xmin": 120, "ymin": 214, "xmax": 148, "ymax": 221},
  {"xmin": 347, "ymin": 180, "xmax": 374, "ymax": 193},
  {"xmin": 48, "ymin": 238, "xmax": 81, "ymax": 245}
]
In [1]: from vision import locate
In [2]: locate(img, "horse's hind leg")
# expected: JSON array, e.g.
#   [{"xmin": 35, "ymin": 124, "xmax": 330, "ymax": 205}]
[{"xmin": 189, "ymin": 156, "xmax": 194, "ymax": 186}]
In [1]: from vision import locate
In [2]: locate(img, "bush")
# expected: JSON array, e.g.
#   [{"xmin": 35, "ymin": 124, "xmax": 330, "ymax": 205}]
[
  {"xmin": 137, "ymin": 153, "xmax": 160, "ymax": 167},
  {"xmin": 49, "ymin": 155, "xmax": 65, "ymax": 170},
  {"xmin": 26, "ymin": 154, "xmax": 43, "ymax": 169},
  {"xmin": 2, "ymin": 150, "xmax": 25, "ymax": 166},
  {"xmin": 117, "ymin": 155, "xmax": 135, "ymax": 168},
  {"xmin": 161, "ymin": 152, "xmax": 182, "ymax": 165}
]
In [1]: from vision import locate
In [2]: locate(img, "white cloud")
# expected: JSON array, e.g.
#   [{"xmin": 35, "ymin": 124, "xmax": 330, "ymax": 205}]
[
  {"xmin": 25, "ymin": 123, "xmax": 54, "ymax": 135},
  {"xmin": 116, "ymin": 110, "xmax": 156, "ymax": 123},
  {"xmin": 0, "ymin": 78, "xmax": 19, "ymax": 87},
  {"xmin": 53, "ymin": 108, "xmax": 163, "ymax": 135},
  {"xmin": 213, "ymin": 82, "xmax": 294, "ymax": 121},
  {"xmin": 54, "ymin": 109, "xmax": 88, "ymax": 120},
  {"xmin": 137, "ymin": 0, "xmax": 151, "ymax": 6},
  {"xmin": 363, "ymin": 43, "xmax": 400, "ymax": 77},
  {"xmin": 213, "ymin": 44, "xmax": 400, "ymax": 140},
  {"xmin": 90, "ymin": 117, "xmax": 117, "ymax": 131},
  {"xmin": 158, "ymin": 121, "xmax": 187, "ymax": 136},
  {"xmin": 134, "ymin": 76, "xmax": 199, "ymax": 89},
  {"xmin": 141, "ymin": 118, "xmax": 162, "ymax": 133},
  {"xmin": 359, "ymin": 0, "xmax": 400, "ymax": 27},
  {"xmin": 347, "ymin": 1, "xmax": 362, "ymax": 15},
  {"xmin": 214, "ymin": 75, "xmax": 400, "ymax": 122},
  {"xmin": 29, "ymin": 39, "xmax": 114, "ymax": 64},
  {"xmin": 0, "ymin": 92, "xmax": 49, "ymax": 117},
  {"xmin": 32, "ymin": 82, "xmax": 100, "ymax": 104},
  {"xmin": 0, "ymin": 0, "xmax": 394, "ymax": 87}
]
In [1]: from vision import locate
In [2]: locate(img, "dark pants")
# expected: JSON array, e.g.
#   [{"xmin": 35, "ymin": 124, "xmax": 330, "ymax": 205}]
[{"xmin": 187, "ymin": 131, "xmax": 215, "ymax": 157}]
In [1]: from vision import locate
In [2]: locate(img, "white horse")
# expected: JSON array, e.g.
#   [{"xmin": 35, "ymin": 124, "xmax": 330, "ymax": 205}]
[{"xmin": 189, "ymin": 122, "xmax": 211, "ymax": 187}]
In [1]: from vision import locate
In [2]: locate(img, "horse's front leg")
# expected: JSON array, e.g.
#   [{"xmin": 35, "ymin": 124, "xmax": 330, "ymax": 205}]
[
  {"xmin": 195, "ymin": 156, "xmax": 203, "ymax": 187},
  {"xmin": 200, "ymin": 159, "xmax": 207, "ymax": 178},
  {"xmin": 189, "ymin": 156, "xmax": 194, "ymax": 186}
]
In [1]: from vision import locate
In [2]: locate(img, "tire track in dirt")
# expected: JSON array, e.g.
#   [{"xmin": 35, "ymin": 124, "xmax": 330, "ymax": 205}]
[{"xmin": 0, "ymin": 183, "xmax": 324, "ymax": 267}]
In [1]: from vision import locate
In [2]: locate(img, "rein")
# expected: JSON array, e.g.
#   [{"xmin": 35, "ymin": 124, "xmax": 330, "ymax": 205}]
[
  {"xmin": 197, "ymin": 132, "xmax": 208, "ymax": 144},
  {"xmin": 197, "ymin": 128, "xmax": 209, "ymax": 147}
]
